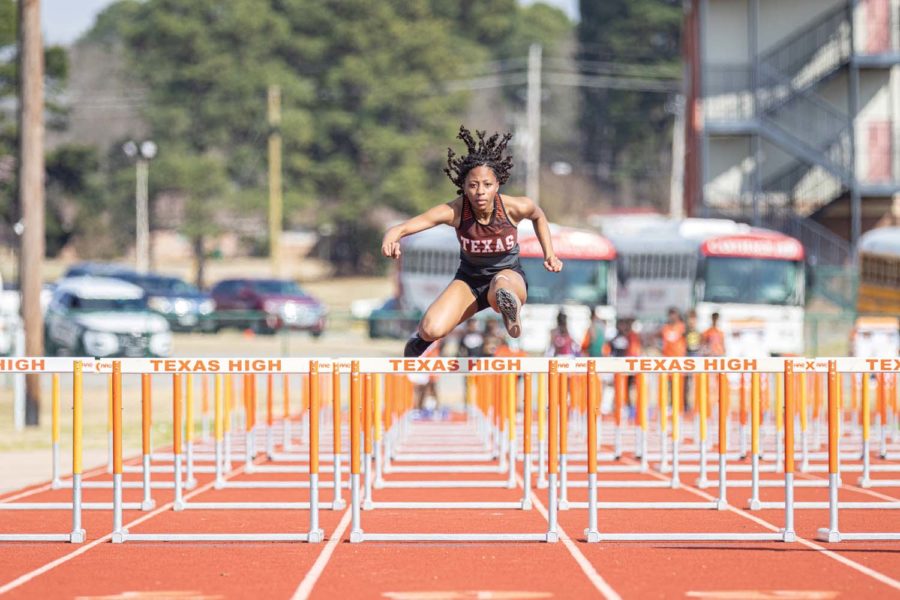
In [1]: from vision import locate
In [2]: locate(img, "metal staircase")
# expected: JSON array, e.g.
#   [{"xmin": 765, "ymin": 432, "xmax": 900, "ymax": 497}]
[{"xmin": 704, "ymin": 3, "xmax": 855, "ymax": 266}]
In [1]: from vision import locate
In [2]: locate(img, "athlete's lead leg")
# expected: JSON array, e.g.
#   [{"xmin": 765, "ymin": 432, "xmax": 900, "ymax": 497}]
[{"xmin": 488, "ymin": 270, "xmax": 527, "ymax": 339}]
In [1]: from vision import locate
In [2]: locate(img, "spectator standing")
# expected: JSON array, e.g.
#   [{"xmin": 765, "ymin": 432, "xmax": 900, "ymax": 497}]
[
  {"xmin": 549, "ymin": 311, "xmax": 579, "ymax": 357},
  {"xmin": 701, "ymin": 312, "xmax": 726, "ymax": 356},
  {"xmin": 661, "ymin": 307, "xmax": 687, "ymax": 357},
  {"xmin": 580, "ymin": 306, "xmax": 606, "ymax": 357}
]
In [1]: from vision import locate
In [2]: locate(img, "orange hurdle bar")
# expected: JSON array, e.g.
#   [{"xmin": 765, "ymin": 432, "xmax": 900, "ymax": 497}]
[
  {"xmin": 558, "ymin": 372, "xmax": 570, "ymax": 508},
  {"xmin": 308, "ymin": 360, "xmax": 323, "ymax": 540},
  {"xmin": 111, "ymin": 361, "xmax": 125, "ymax": 541},
  {"xmin": 614, "ymin": 373, "xmax": 626, "ymax": 458},
  {"xmin": 716, "ymin": 372, "xmax": 729, "ymax": 508},
  {"xmin": 547, "ymin": 360, "xmax": 560, "ymax": 539},
  {"xmin": 332, "ymin": 368, "xmax": 346, "ymax": 509},
  {"xmin": 783, "ymin": 362, "xmax": 796, "ymax": 540},
  {"xmin": 350, "ymin": 360, "xmax": 363, "ymax": 541},
  {"xmin": 173, "ymin": 372, "xmax": 185, "ymax": 510},
  {"xmin": 817, "ymin": 360, "xmax": 841, "ymax": 542},
  {"xmin": 523, "ymin": 372, "xmax": 533, "ymax": 502},
  {"xmin": 363, "ymin": 373, "xmax": 374, "ymax": 508},
  {"xmin": 140, "ymin": 374, "xmax": 154, "ymax": 510}
]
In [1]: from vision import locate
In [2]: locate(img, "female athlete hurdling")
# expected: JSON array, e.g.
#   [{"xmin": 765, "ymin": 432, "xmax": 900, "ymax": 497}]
[{"xmin": 381, "ymin": 126, "xmax": 563, "ymax": 358}]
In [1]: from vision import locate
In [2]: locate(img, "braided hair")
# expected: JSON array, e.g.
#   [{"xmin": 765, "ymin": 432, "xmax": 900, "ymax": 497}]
[{"xmin": 443, "ymin": 125, "xmax": 514, "ymax": 196}]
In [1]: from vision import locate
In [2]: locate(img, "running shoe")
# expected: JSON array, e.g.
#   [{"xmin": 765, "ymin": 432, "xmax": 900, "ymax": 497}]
[{"xmin": 496, "ymin": 288, "xmax": 521, "ymax": 339}]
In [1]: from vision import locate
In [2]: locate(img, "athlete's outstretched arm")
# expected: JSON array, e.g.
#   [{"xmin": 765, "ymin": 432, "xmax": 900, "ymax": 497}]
[
  {"xmin": 517, "ymin": 197, "xmax": 563, "ymax": 272},
  {"xmin": 381, "ymin": 200, "xmax": 459, "ymax": 259}
]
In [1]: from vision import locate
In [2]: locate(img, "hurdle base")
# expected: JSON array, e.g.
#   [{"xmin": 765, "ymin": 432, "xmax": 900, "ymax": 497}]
[
  {"xmin": 781, "ymin": 529, "xmax": 796, "ymax": 543},
  {"xmin": 363, "ymin": 499, "xmax": 374, "ymax": 511},
  {"xmin": 857, "ymin": 477, "xmax": 871, "ymax": 488},
  {"xmin": 545, "ymin": 531, "xmax": 559, "ymax": 543},
  {"xmin": 332, "ymin": 499, "xmax": 347, "ymax": 510},
  {"xmin": 520, "ymin": 498, "xmax": 533, "ymax": 510},
  {"xmin": 140, "ymin": 499, "xmax": 156, "ymax": 511},
  {"xmin": 536, "ymin": 479, "xmax": 548, "ymax": 489},
  {"xmin": 715, "ymin": 500, "xmax": 729, "ymax": 511},
  {"xmin": 358, "ymin": 532, "xmax": 550, "ymax": 542},
  {"xmin": 185, "ymin": 478, "xmax": 198, "ymax": 490},
  {"xmin": 308, "ymin": 528, "xmax": 324, "ymax": 543},
  {"xmin": 585, "ymin": 529, "xmax": 600, "ymax": 543},
  {"xmin": 112, "ymin": 528, "xmax": 129, "ymax": 544},
  {"xmin": 695, "ymin": 477, "xmax": 710, "ymax": 489},
  {"xmin": 173, "ymin": 500, "xmax": 186, "ymax": 512},
  {"xmin": 374, "ymin": 478, "xmax": 384, "ymax": 489},
  {"xmin": 748, "ymin": 499, "xmax": 762, "ymax": 511},
  {"xmin": 69, "ymin": 529, "xmax": 86, "ymax": 544},
  {"xmin": 350, "ymin": 529, "xmax": 364, "ymax": 543},
  {"xmin": 816, "ymin": 527, "xmax": 841, "ymax": 543},
  {"xmin": 51, "ymin": 479, "xmax": 63, "ymax": 490},
  {"xmin": 558, "ymin": 499, "xmax": 570, "ymax": 511}
]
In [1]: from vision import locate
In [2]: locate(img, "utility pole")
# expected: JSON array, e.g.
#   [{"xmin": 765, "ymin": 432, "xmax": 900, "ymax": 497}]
[
  {"xmin": 669, "ymin": 95, "xmax": 686, "ymax": 219},
  {"xmin": 18, "ymin": 0, "xmax": 44, "ymax": 426},
  {"xmin": 268, "ymin": 84, "xmax": 282, "ymax": 277},
  {"xmin": 526, "ymin": 44, "xmax": 542, "ymax": 205}
]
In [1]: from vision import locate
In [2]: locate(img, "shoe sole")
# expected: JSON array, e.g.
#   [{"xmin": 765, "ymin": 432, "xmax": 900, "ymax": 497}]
[{"xmin": 496, "ymin": 288, "xmax": 521, "ymax": 339}]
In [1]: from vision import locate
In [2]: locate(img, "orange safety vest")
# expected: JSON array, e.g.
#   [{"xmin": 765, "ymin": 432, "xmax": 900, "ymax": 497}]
[{"xmin": 661, "ymin": 322, "xmax": 686, "ymax": 357}]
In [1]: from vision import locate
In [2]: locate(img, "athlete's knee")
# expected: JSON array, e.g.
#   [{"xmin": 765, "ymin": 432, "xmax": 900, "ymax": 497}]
[{"xmin": 418, "ymin": 317, "xmax": 450, "ymax": 341}]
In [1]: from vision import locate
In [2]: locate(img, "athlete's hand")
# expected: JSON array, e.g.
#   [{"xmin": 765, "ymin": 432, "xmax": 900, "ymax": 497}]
[
  {"xmin": 544, "ymin": 255, "xmax": 563, "ymax": 272},
  {"xmin": 381, "ymin": 230, "xmax": 402, "ymax": 259}
]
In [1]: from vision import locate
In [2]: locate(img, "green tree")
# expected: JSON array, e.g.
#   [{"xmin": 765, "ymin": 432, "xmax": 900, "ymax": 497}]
[
  {"xmin": 88, "ymin": 0, "xmax": 489, "ymax": 273},
  {"xmin": 150, "ymin": 148, "xmax": 229, "ymax": 288},
  {"xmin": 578, "ymin": 0, "xmax": 681, "ymax": 198}
]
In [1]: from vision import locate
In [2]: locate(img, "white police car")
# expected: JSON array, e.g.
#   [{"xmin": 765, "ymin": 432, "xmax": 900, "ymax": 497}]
[{"xmin": 45, "ymin": 277, "xmax": 173, "ymax": 357}]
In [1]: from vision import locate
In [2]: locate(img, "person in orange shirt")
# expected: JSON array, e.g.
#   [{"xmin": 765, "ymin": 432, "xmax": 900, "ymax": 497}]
[
  {"xmin": 701, "ymin": 311, "xmax": 726, "ymax": 356},
  {"xmin": 626, "ymin": 318, "xmax": 642, "ymax": 356},
  {"xmin": 660, "ymin": 307, "xmax": 687, "ymax": 357}
]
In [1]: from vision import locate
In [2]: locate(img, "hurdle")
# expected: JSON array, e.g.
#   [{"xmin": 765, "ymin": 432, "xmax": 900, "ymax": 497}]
[
  {"xmin": 349, "ymin": 358, "xmax": 559, "ymax": 542},
  {"xmin": 0, "ymin": 359, "xmax": 87, "ymax": 542},
  {"xmin": 377, "ymin": 371, "xmax": 521, "ymax": 496},
  {"xmin": 816, "ymin": 358, "xmax": 900, "ymax": 543},
  {"xmin": 576, "ymin": 357, "xmax": 793, "ymax": 542},
  {"xmin": 370, "ymin": 371, "xmax": 528, "ymax": 508},
  {"xmin": 111, "ymin": 358, "xmax": 324, "ymax": 542}
]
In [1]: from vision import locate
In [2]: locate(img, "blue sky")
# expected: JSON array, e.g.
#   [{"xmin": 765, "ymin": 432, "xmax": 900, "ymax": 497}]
[{"xmin": 43, "ymin": 0, "xmax": 579, "ymax": 46}]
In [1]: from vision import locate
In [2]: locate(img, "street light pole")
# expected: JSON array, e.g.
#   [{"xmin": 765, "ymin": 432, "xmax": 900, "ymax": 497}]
[
  {"xmin": 124, "ymin": 140, "xmax": 157, "ymax": 274},
  {"xmin": 135, "ymin": 157, "xmax": 149, "ymax": 273}
]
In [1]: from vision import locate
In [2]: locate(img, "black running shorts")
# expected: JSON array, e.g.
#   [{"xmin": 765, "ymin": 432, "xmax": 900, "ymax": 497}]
[{"xmin": 453, "ymin": 265, "xmax": 528, "ymax": 312}]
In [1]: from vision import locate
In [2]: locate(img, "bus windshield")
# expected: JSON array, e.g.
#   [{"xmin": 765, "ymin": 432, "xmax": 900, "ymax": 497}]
[
  {"xmin": 521, "ymin": 258, "xmax": 609, "ymax": 305},
  {"xmin": 702, "ymin": 257, "xmax": 801, "ymax": 305}
]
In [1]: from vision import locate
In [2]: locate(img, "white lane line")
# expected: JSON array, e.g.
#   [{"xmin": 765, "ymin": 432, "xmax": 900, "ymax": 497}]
[
  {"xmin": 516, "ymin": 474, "xmax": 622, "ymax": 600},
  {"xmin": 0, "ymin": 459, "xmax": 254, "ymax": 596},
  {"xmin": 633, "ymin": 461, "xmax": 900, "ymax": 593},
  {"xmin": 0, "ymin": 452, "xmax": 156, "ymax": 503},
  {"xmin": 290, "ymin": 508, "xmax": 352, "ymax": 600}
]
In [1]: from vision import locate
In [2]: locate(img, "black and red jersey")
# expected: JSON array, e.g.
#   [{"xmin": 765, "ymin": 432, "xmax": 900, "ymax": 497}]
[{"xmin": 455, "ymin": 194, "xmax": 520, "ymax": 276}]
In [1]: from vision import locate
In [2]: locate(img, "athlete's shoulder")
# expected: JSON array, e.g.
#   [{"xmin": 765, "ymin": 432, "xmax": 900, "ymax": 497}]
[{"xmin": 500, "ymin": 194, "xmax": 536, "ymax": 221}]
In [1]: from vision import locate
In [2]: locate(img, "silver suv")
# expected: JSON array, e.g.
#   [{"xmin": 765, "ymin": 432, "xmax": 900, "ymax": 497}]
[{"xmin": 45, "ymin": 277, "xmax": 173, "ymax": 357}]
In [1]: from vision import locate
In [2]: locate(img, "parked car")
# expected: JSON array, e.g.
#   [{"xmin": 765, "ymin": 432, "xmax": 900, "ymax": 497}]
[
  {"xmin": 112, "ymin": 272, "xmax": 215, "ymax": 332},
  {"xmin": 44, "ymin": 277, "xmax": 173, "ymax": 357},
  {"xmin": 63, "ymin": 262, "xmax": 132, "ymax": 278},
  {"xmin": 367, "ymin": 297, "xmax": 420, "ymax": 339},
  {"xmin": 209, "ymin": 278, "xmax": 326, "ymax": 336}
]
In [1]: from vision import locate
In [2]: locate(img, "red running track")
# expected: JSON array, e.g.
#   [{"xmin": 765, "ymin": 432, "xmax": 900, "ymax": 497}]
[{"xmin": 2, "ymin": 424, "xmax": 900, "ymax": 599}]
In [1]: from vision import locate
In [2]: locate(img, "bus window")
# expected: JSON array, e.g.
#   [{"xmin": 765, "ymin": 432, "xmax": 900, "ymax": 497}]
[
  {"xmin": 521, "ymin": 257, "xmax": 609, "ymax": 305},
  {"xmin": 703, "ymin": 258, "xmax": 801, "ymax": 305}
]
